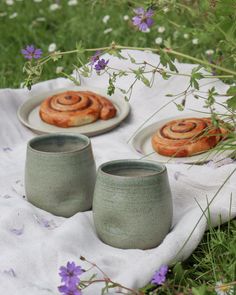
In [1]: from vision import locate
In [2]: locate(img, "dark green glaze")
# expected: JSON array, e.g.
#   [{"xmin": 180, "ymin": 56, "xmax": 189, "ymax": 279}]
[
  {"xmin": 25, "ymin": 133, "xmax": 96, "ymax": 217},
  {"xmin": 93, "ymin": 160, "xmax": 173, "ymax": 249}
]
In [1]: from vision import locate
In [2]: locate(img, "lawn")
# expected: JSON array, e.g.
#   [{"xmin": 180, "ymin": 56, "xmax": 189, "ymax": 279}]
[{"xmin": 0, "ymin": 0, "xmax": 235, "ymax": 294}]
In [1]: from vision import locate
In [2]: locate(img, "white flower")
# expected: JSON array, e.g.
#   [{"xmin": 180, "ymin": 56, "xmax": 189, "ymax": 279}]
[
  {"xmin": 155, "ymin": 37, "xmax": 163, "ymax": 45},
  {"xmin": 33, "ymin": 0, "xmax": 42, "ymax": 2},
  {"xmin": 143, "ymin": 27, "xmax": 150, "ymax": 33},
  {"xmin": 48, "ymin": 43, "xmax": 57, "ymax": 52},
  {"xmin": 192, "ymin": 38, "xmax": 199, "ymax": 45},
  {"xmin": 163, "ymin": 7, "xmax": 169, "ymax": 13},
  {"xmin": 183, "ymin": 33, "xmax": 189, "ymax": 39},
  {"xmin": 205, "ymin": 49, "xmax": 214, "ymax": 55},
  {"xmin": 102, "ymin": 15, "xmax": 110, "ymax": 24},
  {"xmin": 56, "ymin": 66, "xmax": 64, "ymax": 74},
  {"xmin": 49, "ymin": 3, "xmax": 60, "ymax": 11},
  {"xmin": 68, "ymin": 0, "xmax": 78, "ymax": 6},
  {"xmin": 0, "ymin": 12, "xmax": 7, "ymax": 17},
  {"xmin": 123, "ymin": 15, "xmax": 129, "ymax": 21},
  {"xmin": 215, "ymin": 281, "xmax": 234, "ymax": 295},
  {"xmin": 158, "ymin": 26, "xmax": 165, "ymax": 33},
  {"xmin": 36, "ymin": 17, "xmax": 46, "ymax": 22},
  {"xmin": 9, "ymin": 12, "xmax": 17, "ymax": 19},
  {"xmin": 6, "ymin": 0, "xmax": 14, "ymax": 5},
  {"xmin": 103, "ymin": 28, "xmax": 112, "ymax": 34}
]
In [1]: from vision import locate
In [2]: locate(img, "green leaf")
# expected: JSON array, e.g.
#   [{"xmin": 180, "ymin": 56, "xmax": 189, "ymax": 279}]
[
  {"xmin": 226, "ymin": 86, "xmax": 236, "ymax": 96},
  {"xmin": 226, "ymin": 96, "xmax": 236, "ymax": 110},
  {"xmin": 76, "ymin": 41, "xmax": 85, "ymax": 54},
  {"xmin": 128, "ymin": 54, "xmax": 136, "ymax": 63},
  {"xmin": 140, "ymin": 75, "xmax": 150, "ymax": 87},
  {"xmin": 108, "ymin": 48, "xmax": 127, "ymax": 59},
  {"xmin": 192, "ymin": 285, "xmax": 207, "ymax": 295}
]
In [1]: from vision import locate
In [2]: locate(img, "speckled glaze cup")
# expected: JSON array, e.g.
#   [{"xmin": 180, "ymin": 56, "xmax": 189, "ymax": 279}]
[
  {"xmin": 93, "ymin": 159, "xmax": 173, "ymax": 249},
  {"xmin": 25, "ymin": 133, "xmax": 96, "ymax": 217}
]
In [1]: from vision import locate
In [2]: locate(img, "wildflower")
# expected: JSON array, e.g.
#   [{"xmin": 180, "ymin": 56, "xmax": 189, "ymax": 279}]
[
  {"xmin": 6, "ymin": 0, "xmax": 14, "ymax": 5},
  {"xmin": 183, "ymin": 33, "xmax": 189, "ymax": 39},
  {"xmin": 9, "ymin": 12, "xmax": 17, "ymax": 19},
  {"xmin": 205, "ymin": 49, "xmax": 214, "ymax": 56},
  {"xmin": 21, "ymin": 45, "xmax": 42, "ymax": 60},
  {"xmin": 90, "ymin": 51, "xmax": 101, "ymax": 65},
  {"xmin": 33, "ymin": 0, "xmax": 42, "ymax": 2},
  {"xmin": 59, "ymin": 262, "xmax": 83, "ymax": 286},
  {"xmin": 163, "ymin": 7, "xmax": 169, "ymax": 13},
  {"xmin": 56, "ymin": 66, "xmax": 64, "ymax": 74},
  {"xmin": 151, "ymin": 265, "xmax": 168, "ymax": 285},
  {"xmin": 123, "ymin": 15, "xmax": 129, "ymax": 21},
  {"xmin": 68, "ymin": 0, "xmax": 78, "ymax": 6},
  {"xmin": 0, "ymin": 12, "xmax": 7, "ymax": 17},
  {"xmin": 192, "ymin": 38, "xmax": 199, "ymax": 45},
  {"xmin": 48, "ymin": 43, "xmax": 57, "ymax": 52},
  {"xmin": 132, "ymin": 7, "xmax": 154, "ymax": 32},
  {"xmin": 102, "ymin": 15, "xmax": 110, "ymax": 24},
  {"xmin": 155, "ymin": 37, "xmax": 163, "ymax": 45},
  {"xmin": 49, "ymin": 3, "xmax": 60, "ymax": 11},
  {"xmin": 103, "ymin": 28, "xmax": 112, "ymax": 34},
  {"xmin": 94, "ymin": 59, "xmax": 109, "ymax": 72},
  {"xmin": 215, "ymin": 281, "xmax": 234, "ymax": 295},
  {"xmin": 58, "ymin": 284, "xmax": 82, "ymax": 295},
  {"xmin": 158, "ymin": 26, "xmax": 165, "ymax": 33}
]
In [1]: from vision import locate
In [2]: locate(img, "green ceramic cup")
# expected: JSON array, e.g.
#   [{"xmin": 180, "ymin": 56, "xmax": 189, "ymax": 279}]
[
  {"xmin": 25, "ymin": 133, "xmax": 96, "ymax": 217},
  {"xmin": 93, "ymin": 159, "xmax": 173, "ymax": 249}
]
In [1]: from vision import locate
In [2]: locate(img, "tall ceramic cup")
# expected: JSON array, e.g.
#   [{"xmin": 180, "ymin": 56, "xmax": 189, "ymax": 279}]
[
  {"xmin": 25, "ymin": 133, "xmax": 96, "ymax": 217},
  {"xmin": 93, "ymin": 159, "xmax": 173, "ymax": 249}
]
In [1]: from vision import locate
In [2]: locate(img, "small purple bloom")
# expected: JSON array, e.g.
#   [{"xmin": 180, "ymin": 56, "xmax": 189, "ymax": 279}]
[
  {"xmin": 21, "ymin": 45, "xmax": 42, "ymax": 60},
  {"xmin": 9, "ymin": 226, "xmax": 24, "ymax": 236},
  {"xmin": 94, "ymin": 58, "xmax": 109, "ymax": 72},
  {"xmin": 59, "ymin": 262, "xmax": 83, "ymax": 286},
  {"xmin": 132, "ymin": 7, "xmax": 154, "ymax": 32},
  {"xmin": 151, "ymin": 265, "xmax": 168, "ymax": 285},
  {"xmin": 58, "ymin": 284, "xmax": 81, "ymax": 295},
  {"xmin": 90, "ymin": 51, "xmax": 101, "ymax": 65}
]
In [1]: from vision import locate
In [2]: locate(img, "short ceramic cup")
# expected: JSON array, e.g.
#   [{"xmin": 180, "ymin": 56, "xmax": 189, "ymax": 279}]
[
  {"xmin": 93, "ymin": 159, "xmax": 173, "ymax": 250},
  {"xmin": 25, "ymin": 133, "xmax": 96, "ymax": 217}
]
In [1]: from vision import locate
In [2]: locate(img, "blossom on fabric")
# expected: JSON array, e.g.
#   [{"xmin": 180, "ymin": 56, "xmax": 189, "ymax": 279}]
[
  {"xmin": 59, "ymin": 262, "xmax": 83, "ymax": 286},
  {"xmin": 215, "ymin": 281, "xmax": 234, "ymax": 295},
  {"xmin": 21, "ymin": 45, "xmax": 42, "ymax": 60},
  {"xmin": 94, "ymin": 58, "xmax": 109, "ymax": 72},
  {"xmin": 58, "ymin": 284, "xmax": 82, "ymax": 295},
  {"xmin": 102, "ymin": 15, "xmax": 110, "ymax": 24},
  {"xmin": 68, "ymin": 0, "xmax": 78, "ymax": 6},
  {"xmin": 151, "ymin": 265, "xmax": 168, "ymax": 285},
  {"xmin": 132, "ymin": 7, "xmax": 154, "ymax": 32},
  {"xmin": 48, "ymin": 43, "xmax": 57, "ymax": 52}
]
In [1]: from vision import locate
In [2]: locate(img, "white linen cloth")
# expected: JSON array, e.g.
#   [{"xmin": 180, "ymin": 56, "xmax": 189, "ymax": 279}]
[{"xmin": 0, "ymin": 50, "xmax": 235, "ymax": 295}]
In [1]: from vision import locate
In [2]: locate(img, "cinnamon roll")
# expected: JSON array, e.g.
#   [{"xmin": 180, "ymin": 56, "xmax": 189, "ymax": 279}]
[
  {"xmin": 151, "ymin": 117, "xmax": 228, "ymax": 157},
  {"xmin": 39, "ymin": 91, "xmax": 117, "ymax": 128}
]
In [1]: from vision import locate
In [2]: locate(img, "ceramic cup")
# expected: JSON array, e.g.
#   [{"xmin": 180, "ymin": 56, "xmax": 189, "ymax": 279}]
[
  {"xmin": 93, "ymin": 159, "xmax": 173, "ymax": 249},
  {"xmin": 25, "ymin": 133, "xmax": 96, "ymax": 217}
]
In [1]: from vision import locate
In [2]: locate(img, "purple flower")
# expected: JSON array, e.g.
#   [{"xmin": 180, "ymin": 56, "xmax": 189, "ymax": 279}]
[
  {"xmin": 151, "ymin": 265, "xmax": 168, "ymax": 285},
  {"xmin": 59, "ymin": 262, "xmax": 83, "ymax": 286},
  {"xmin": 94, "ymin": 58, "xmax": 109, "ymax": 72},
  {"xmin": 132, "ymin": 7, "xmax": 154, "ymax": 32},
  {"xmin": 58, "ymin": 284, "xmax": 81, "ymax": 295},
  {"xmin": 90, "ymin": 51, "xmax": 101, "ymax": 65},
  {"xmin": 21, "ymin": 45, "xmax": 42, "ymax": 60}
]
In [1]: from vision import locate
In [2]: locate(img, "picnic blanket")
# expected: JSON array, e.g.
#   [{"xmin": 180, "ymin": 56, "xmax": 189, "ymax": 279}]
[{"xmin": 0, "ymin": 50, "xmax": 235, "ymax": 294}]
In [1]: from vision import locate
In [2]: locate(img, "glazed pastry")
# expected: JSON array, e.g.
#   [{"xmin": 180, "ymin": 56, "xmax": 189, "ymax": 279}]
[
  {"xmin": 151, "ymin": 117, "xmax": 228, "ymax": 157},
  {"xmin": 39, "ymin": 91, "xmax": 117, "ymax": 127}
]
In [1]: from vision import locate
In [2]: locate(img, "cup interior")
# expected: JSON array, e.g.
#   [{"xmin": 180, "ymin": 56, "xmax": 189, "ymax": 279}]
[
  {"xmin": 101, "ymin": 160, "xmax": 165, "ymax": 177},
  {"xmin": 29, "ymin": 134, "xmax": 89, "ymax": 153}
]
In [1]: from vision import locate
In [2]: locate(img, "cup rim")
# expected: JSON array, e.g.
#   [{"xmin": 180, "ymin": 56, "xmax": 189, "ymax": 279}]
[
  {"xmin": 27, "ymin": 133, "xmax": 91, "ymax": 154},
  {"xmin": 99, "ymin": 159, "xmax": 166, "ymax": 178}
]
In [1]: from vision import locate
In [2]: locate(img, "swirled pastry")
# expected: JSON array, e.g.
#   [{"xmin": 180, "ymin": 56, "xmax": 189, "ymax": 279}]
[
  {"xmin": 152, "ymin": 117, "xmax": 228, "ymax": 157},
  {"xmin": 39, "ymin": 91, "xmax": 117, "ymax": 127}
]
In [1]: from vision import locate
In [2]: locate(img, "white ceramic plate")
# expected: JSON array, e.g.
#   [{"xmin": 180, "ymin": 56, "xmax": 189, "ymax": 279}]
[
  {"xmin": 131, "ymin": 113, "xmax": 233, "ymax": 164},
  {"xmin": 17, "ymin": 86, "xmax": 130, "ymax": 136}
]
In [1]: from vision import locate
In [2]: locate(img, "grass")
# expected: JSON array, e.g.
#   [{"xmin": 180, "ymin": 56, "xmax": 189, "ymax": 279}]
[{"xmin": 0, "ymin": 0, "xmax": 235, "ymax": 294}]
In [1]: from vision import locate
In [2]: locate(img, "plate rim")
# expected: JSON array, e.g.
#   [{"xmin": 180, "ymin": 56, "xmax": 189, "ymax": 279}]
[
  {"xmin": 17, "ymin": 86, "xmax": 130, "ymax": 136},
  {"xmin": 130, "ymin": 113, "xmax": 232, "ymax": 164}
]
